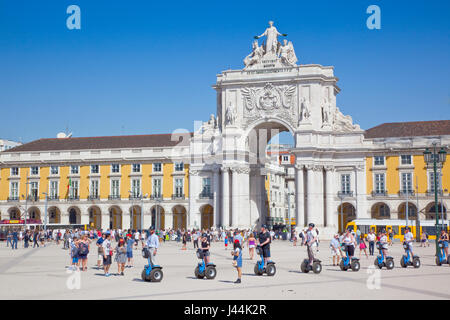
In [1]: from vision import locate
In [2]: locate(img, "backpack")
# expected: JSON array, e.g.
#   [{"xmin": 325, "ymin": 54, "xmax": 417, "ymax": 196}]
[{"xmin": 79, "ymin": 242, "xmax": 89, "ymax": 255}]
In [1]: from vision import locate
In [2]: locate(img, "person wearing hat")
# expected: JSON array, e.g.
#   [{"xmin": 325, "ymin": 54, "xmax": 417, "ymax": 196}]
[
  {"xmin": 200, "ymin": 233, "xmax": 211, "ymax": 264},
  {"xmin": 303, "ymin": 223, "xmax": 318, "ymax": 266},
  {"xmin": 258, "ymin": 225, "xmax": 272, "ymax": 265},
  {"xmin": 145, "ymin": 226, "xmax": 159, "ymax": 266},
  {"xmin": 329, "ymin": 233, "xmax": 341, "ymax": 266}
]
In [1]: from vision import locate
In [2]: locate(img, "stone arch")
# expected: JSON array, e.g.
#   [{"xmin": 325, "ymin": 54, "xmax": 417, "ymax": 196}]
[
  {"xmin": 200, "ymin": 204, "xmax": 214, "ymax": 230},
  {"xmin": 129, "ymin": 205, "xmax": 141, "ymax": 230},
  {"xmin": 371, "ymin": 202, "xmax": 391, "ymax": 220},
  {"xmin": 68, "ymin": 206, "xmax": 81, "ymax": 224},
  {"xmin": 48, "ymin": 206, "xmax": 61, "ymax": 224},
  {"xmin": 151, "ymin": 205, "xmax": 165, "ymax": 230},
  {"xmin": 8, "ymin": 207, "xmax": 21, "ymax": 220},
  {"xmin": 397, "ymin": 202, "xmax": 417, "ymax": 219},
  {"xmin": 337, "ymin": 202, "xmax": 356, "ymax": 232},
  {"xmin": 108, "ymin": 205, "xmax": 122, "ymax": 230},
  {"xmin": 28, "ymin": 206, "xmax": 41, "ymax": 221},
  {"xmin": 88, "ymin": 205, "xmax": 101, "ymax": 229},
  {"xmin": 425, "ymin": 202, "xmax": 447, "ymax": 220},
  {"xmin": 172, "ymin": 205, "xmax": 186, "ymax": 230}
]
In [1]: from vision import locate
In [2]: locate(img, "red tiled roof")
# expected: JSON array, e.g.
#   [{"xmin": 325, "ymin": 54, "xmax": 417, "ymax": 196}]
[
  {"xmin": 364, "ymin": 120, "xmax": 450, "ymax": 139},
  {"xmin": 3, "ymin": 133, "xmax": 193, "ymax": 153}
]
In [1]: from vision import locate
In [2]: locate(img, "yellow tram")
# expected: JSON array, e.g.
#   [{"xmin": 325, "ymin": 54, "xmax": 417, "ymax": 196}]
[{"xmin": 345, "ymin": 219, "xmax": 449, "ymax": 241}]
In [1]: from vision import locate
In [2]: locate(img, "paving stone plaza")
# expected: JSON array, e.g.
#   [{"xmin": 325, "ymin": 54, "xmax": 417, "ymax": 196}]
[{"xmin": 1, "ymin": 239, "xmax": 449, "ymax": 300}]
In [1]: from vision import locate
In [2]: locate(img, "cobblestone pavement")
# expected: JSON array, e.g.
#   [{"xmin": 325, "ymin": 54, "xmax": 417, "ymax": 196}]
[{"xmin": 0, "ymin": 240, "xmax": 449, "ymax": 299}]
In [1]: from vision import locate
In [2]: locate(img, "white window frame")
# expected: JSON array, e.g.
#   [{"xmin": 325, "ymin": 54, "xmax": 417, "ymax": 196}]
[
  {"xmin": 153, "ymin": 163, "xmax": 162, "ymax": 173},
  {"xmin": 131, "ymin": 178, "xmax": 141, "ymax": 197},
  {"xmin": 111, "ymin": 164, "xmax": 120, "ymax": 174},
  {"xmin": 400, "ymin": 172, "xmax": 413, "ymax": 193},
  {"xmin": 50, "ymin": 166, "xmax": 59, "ymax": 175},
  {"xmin": 174, "ymin": 162, "xmax": 184, "ymax": 172},
  {"xmin": 90, "ymin": 179, "xmax": 100, "ymax": 198},
  {"xmin": 10, "ymin": 181, "xmax": 19, "ymax": 199},
  {"xmin": 30, "ymin": 166, "xmax": 39, "ymax": 176},
  {"xmin": 90, "ymin": 164, "xmax": 100, "ymax": 174},
  {"xmin": 152, "ymin": 178, "xmax": 162, "ymax": 197},
  {"xmin": 374, "ymin": 156, "xmax": 385, "ymax": 166},
  {"xmin": 132, "ymin": 163, "xmax": 141, "ymax": 173},
  {"xmin": 10, "ymin": 167, "xmax": 19, "ymax": 176},
  {"xmin": 340, "ymin": 174, "xmax": 351, "ymax": 194},
  {"xmin": 174, "ymin": 178, "xmax": 184, "ymax": 196},
  {"xmin": 70, "ymin": 165, "xmax": 79, "ymax": 175},
  {"xmin": 49, "ymin": 180, "xmax": 59, "ymax": 198},
  {"xmin": 110, "ymin": 179, "xmax": 120, "ymax": 197},
  {"xmin": 374, "ymin": 173, "xmax": 385, "ymax": 193}
]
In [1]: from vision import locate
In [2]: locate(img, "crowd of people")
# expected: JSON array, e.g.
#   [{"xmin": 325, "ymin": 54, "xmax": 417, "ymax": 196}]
[{"xmin": 2, "ymin": 224, "xmax": 448, "ymax": 283}]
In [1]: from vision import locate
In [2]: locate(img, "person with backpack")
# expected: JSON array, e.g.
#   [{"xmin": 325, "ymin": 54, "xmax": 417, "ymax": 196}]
[
  {"xmin": 78, "ymin": 234, "xmax": 90, "ymax": 271},
  {"xmin": 70, "ymin": 236, "xmax": 80, "ymax": 271}
]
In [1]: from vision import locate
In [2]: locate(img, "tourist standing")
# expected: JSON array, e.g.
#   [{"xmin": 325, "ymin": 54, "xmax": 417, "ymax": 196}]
[
  {"xmin": 126, "ymin": 234, "xmax": 134, "ymax": 268},
  {"xmin": 246, "ymin": 232, "xmax": 256, "ymax": 260},
  {"xmin": 78, "ymin": 235, "xmax": 90, "ymax": 271},
  {"xmin": 96, "ymin": 233, "xmax": 105, "ymax": 270},
  {"xmin": 115, "ymin": 239, "xmax": 127, "ymax": 276},
  {"xmin": 367, "ymin": 230, "xmax": 376, "ymax": 256},
  {"xmin": 232, "ymin": 239, "xmax": 243, "ymax": 284},
  {"xmin": 102, "ymin": 233, "xmax": 113, "ymax": 277}
]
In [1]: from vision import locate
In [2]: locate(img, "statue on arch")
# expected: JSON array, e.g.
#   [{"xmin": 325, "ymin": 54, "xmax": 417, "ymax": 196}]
[
  {"xmin": 278, "ymin": 39, "xmax": 298, "ymax": 67},
  {"xmin": 254, "ymin": 21, "xmax": 287, "ymax": 55},
  {"xmin": 299, "ymin": 97, "xmax": 311, "ymax": 123},
  {"xmin": 244, "ymin": 40, "xmax": 264, "ymax": 69},
  {"xmin": 321, "ymin": 97, "xmax": 331, "ymax": 127}
]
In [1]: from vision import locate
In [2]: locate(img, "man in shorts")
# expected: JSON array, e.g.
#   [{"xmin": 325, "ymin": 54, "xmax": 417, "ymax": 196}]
[
  {"xmin": 330, "ymin": 233, "xmax": 341, "ymax": 266},
  {"xmin": 404, "ymin": 227, "xmax": 414, "ymax": 256},
  {"xmin": 102, "ymin": 233, "xmax": 112, "ymax": 277},
  {"xmin": 258, "ymin": 225, "xmax": 272, "ymax": 265}
]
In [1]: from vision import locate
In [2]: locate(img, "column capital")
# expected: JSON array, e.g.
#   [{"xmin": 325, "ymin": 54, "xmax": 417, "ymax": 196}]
[
  {"xmin": 324, "ymin": 165, "xmax": 335, "ymax": 172},
  {"xmin": 294, "ymin": 164, "xmax": 304, "ymax": 170},
  {"xmin": 230, "ymin": 166, "xmax": 250, "ymax": 174},
  {"xmin": 189, "ymin": 169, "xmax": 200, "ymax": 176},
  {"xmin": 355, "ymin": 164, "xmax": 365, "ymax": 172}
]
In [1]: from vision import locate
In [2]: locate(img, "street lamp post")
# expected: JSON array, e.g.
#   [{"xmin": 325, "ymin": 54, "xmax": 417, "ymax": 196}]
[
  {"xmin": 287, "ymin": 192, "xmax": 294, "ymax": 240},
  {"xmin": 23, "ymin": 179, "xmax": 31, "ymax": 230},
  {"xmin": 423, "ymin": 143, "xmax": 447, "ymax": 256}
]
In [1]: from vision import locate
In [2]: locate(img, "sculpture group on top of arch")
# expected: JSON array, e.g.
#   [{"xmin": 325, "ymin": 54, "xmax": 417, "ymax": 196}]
[{"xmin": 244, "ymin": 21, "xmax": 298, "ymax": 69}]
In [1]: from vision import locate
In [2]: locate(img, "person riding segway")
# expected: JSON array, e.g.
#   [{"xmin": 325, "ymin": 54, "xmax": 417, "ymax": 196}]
[
  {"xmin": 301, "ymin": 223, "xmax": 322, "ymax": 274},
  {"xmin": 194, "ymin": 233, "xmax": 217, "ymax": 279},
  {"xmin": 141, "ymin": 226, "xmax": 163, "ymax": 282},
  {"xmin": 254, "ymin": 225, "xmax": 276, "ymax": 276}
]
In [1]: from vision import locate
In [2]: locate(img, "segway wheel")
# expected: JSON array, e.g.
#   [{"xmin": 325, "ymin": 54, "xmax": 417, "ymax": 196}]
[
  {"xmin": 150, "ymin": 268, "xmax": 163, "ymax": 282},
  {"xmin": 447, "ymin": 256, "xmax": 450, "ymax": 265},
  {"xmin": 312, "ymin": 262, "xmax": 322, "ymax": 274},
  {"xmin": 205, "ymin": 266, "xmax": 217, "ymax": 279},
  {"xmin": 141, "ymin": 269, "xmax": 148, "ymax": 282},
  {"xmin": 339, "ymin": 260, "xmax": 346, "ymax": 271},
  {"xmin": 413, "ymin": 258, "xmax": 420, "ymax": 269},
  {"xmin": 350, "ymin": 260, "xmax": 360, "ymax": 272},
  {"xmin": 254, "ymin": 264, "xmax": 263, "ymax": 276},
  {"xmin": 386, "ymin": 259, "xmax": 394, "ymax": 270},
  {"xmin": 195, "ymin": 266, "xmax": 204, "ymax": 279},
  {"xmin": 266, "ymin": 264, "xmax": 276, "ymax": 276},
  {"xmin": 374, "ymin": 258, "xmax": 381, "ymax": 268},
  {"xmin": 436, "ymin": 256, "xmax": 442, "ymax": 266},
  {"xmin": 400, "ymin": 256, "xmax": 407, "ymax": 268},
  {"xmin": 300, "ymin": 260, "xmax": 309, "ymax": 273}
]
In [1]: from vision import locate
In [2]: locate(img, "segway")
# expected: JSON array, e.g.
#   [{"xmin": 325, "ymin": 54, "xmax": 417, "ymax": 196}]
[
  {"xmin": 339, "ymin": 244, "xmax": 360, "ymax": 271},
  {"xmin": 300, "ymin": 244, "xmax": 322, "ymax": 274},
  {"xmin": 254, "ymin": 245, "xmax": 276, "ymax": 276},
  {"xmin": 141, "ymin": 247, "xmax": 163, "ymax": 282},
  {"xmin": 194, "ymin": 249, "xmax": 217, "ymax": 279},
  {"xmin": 400, "ymin": 241, "xmax": 420, "ymax": 268},
  {"xmin": 374, "ymin": 241, "xmax": 394, "ymax": 269},
  {"xmin": 435, "ymin": 240, "xmax": 450, "ymax": 266}
]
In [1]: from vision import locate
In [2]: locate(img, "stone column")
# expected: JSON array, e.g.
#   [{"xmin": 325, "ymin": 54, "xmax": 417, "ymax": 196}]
[
  {"xmin": 213, "ymin": 167, "xmax": 220, "ymax": 228},
  {"xmin": 325, "ymin": 166, "xmax": 335, "ymax": 230},
  {"xmin": 165, "ymin": 210, "xmax": 173, "ymax": 230},
  {"xmin": 221, "ymin": 167, "xmax": 230, "ymax": 227},
  {"xmin": 231, "ymin": 167, "xmax": 239, "ymax": 228},
  {"xmin": 305, "ymin": 165, "xmax": 314, "ymax": 225},
  {"xmin": 143, "ymin": 204, "xmax": 152, "ymax": 230},
  {"xmin": 80, "ymin": 211, "xmax": 89, "ymax": 225},
  {"xmin": 122, "ymin": 211, "xmax": 131, "ymax": 230},
  {"xmin": 101, "ymin": 213, "xmax": 110, "ymax": 231},
  {"xmin": 295, "ymin": 164, "xmax": 305, "ymax": 229}
]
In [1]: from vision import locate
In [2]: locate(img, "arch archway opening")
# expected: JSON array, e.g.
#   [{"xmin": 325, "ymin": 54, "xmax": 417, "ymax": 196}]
[
  {"xmin": 8, "ymin": 207, "xmax": 21, "ymax": 220},
  {"xmin": 28, "ymin": 207, "xmax": 41, "ymax": 221},
  {"xmin": 109, "ymin": 206, "xmax": 122, "ymax": 230},
  {"xmin": 88, "ymin": 206, "xmax": 102, "ymax": 230},
  {"xmin": 425, "ymin": 202, "xmax": 447, "ymax": 220},
  {"xmin": 48, "ymin": 206, "xmax": 61, "ymax": 224},
  {"xmin": 172, "ymin": 205, "xmax": 186, "ymax": 230},
  {"xmin": 151, "ymin": 205, "xmax": 165, "ymax": 230},
  {"xmin": 130, "ymin": 205, "xmax": 142, "ymax": 230},
  {"xmin": 371, "ymin": 202, "xmax": 391, "ymax": 220},
  {"xmin": 397, "ymin": 203, "xmax": 417, "ymax": 219},
  {"xmin": 200, "ymin": 204, "xmax": 214, "ymax": 230},
  {"xmin": 337, "ymin": 202, "xmax": 356, "ymax": 233},
  {"xmin": 68, "ymin": 207, "xmax": 81, "ymax": 225}
]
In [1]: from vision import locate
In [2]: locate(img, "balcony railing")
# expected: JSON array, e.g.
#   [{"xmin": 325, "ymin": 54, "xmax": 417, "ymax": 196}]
[
  {"xmin": 199, "ymin": 192, "xmax": 213, "ymax": 199},
  {"xmin": 426, "ymin": 190, "xmax": 443, "ymax": 196},
  {"xmin": 172, "ymin": 194, "xmax": 185, "ymax": 200},
  {"xmin": 398, "ymin": 190, "xmax": 415, "ymax": 197},
  {"xmin": 88, "ymin": 195, "xmax": 100, "ymax": 200},
  {"xmin": 67, "ymin": 195, "xmax": 80, "ymax": 201},
  {"xmin": 150, "ymin": 194, "xmax": 162, "ymax": 201},
  {"xmin": 48, "ymin": 195, "xmax": 59, "ymax": 201},
  {"xmin": 108, "ymin": 195, "xmax": 121, "ymax": 200},
  {"xmin": 129, "ymin": 195, "xmax": 142, "ymax": 200},
  {"xmin": 337, "ymin": 191, "xmax": 354, "ymax": 198},
  {"xmin": 7, "ymin": 196, "xmax": 19, "ymax": 202},
  {"xmin": 371, "ymin": 190, "xmax": 388, "ymax": 197},
  {"xmin": 27, "ymin": 195, "xmax": 39, "ymax": 202}
]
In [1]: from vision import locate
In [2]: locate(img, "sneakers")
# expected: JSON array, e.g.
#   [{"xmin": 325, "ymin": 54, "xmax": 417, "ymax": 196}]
[
  {"xmin": 234, "ymin": 278, "xmax": 241, "ymax": 284},
  {"xmin": 121, "ymin": 272, "xmax": 124, "ymax": 276},
  {"xmin": 105, "ymin": 273, "xmax": 110, "ymax": 277}
]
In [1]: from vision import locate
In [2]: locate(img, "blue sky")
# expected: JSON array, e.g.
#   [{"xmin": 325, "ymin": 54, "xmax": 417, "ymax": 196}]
[{"xmin": 0, "ymin": 0, "xmax": 449, "ymax": 143}]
